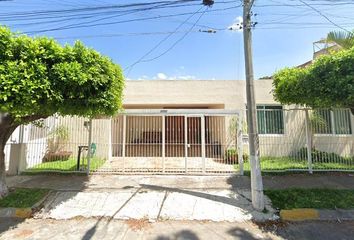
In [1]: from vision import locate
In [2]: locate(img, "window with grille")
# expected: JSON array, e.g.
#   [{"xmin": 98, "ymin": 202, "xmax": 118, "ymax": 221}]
[{"xmin": 256, "ymin": 105, "xmax": 284, "ymax": 134}]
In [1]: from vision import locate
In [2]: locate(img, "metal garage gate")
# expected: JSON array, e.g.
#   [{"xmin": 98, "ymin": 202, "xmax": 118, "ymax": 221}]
[{"xmin": 96, "ymin": 109, "xmax": 244, "ymax": 175}]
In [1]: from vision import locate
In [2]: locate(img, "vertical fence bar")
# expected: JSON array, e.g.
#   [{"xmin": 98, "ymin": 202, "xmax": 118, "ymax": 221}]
[
  {"xmin": 237, "ymin": 113, "xmax": 244, "ymax": 175},
  {"xmin": 162, "ymin": 115, "xmax": 166, "ymax": 173},
  {"xmin": 86, "ymin": 118, "xmax": 93, "ymax": 175},
  {"xmin": 108, "ymin": 118, "xmax": 112, "ymax": 162},
  {"xmin": 122, "ymin": 115, "xmax": 126, "ymax": 173},
  {"xmin": 201, "ymin": 115, "xmax": 206, "ymax": 173},
  {"xmin": 184, "ymin": 115, "xmax": 188, "ymax": 174},
  {"xmin": 305, "ymin": 109, "xmax": 313, "ymax": 174}
]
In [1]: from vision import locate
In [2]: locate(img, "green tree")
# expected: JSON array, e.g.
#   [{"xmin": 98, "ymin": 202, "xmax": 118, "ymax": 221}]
[
  {"xmin": 273, "ymin": 47, "xmax": 354, "ymax": 115},
  {"xmin": 0, "ymin": 27, "xmax": 124, "ymax": 197},
  {"xmin": 327, "ymin": 30, "xmax": 354, "ymax": 49}
]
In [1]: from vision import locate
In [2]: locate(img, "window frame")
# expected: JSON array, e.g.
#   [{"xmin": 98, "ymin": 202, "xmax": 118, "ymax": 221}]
[{"xmin": 256, "ymin": 104, "xmax": 285, "ymax": 136}]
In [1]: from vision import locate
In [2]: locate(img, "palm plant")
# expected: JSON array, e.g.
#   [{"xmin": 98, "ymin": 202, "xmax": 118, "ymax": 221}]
[{"xmin": 326, "ymin": 30, "xmax": 354, "ymax": 49}]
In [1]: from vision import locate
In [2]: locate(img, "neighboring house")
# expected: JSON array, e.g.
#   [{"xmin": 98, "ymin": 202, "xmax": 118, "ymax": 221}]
[{"xmin": 297, "ymin": 40, "xmax": 342, "ymax": 68}]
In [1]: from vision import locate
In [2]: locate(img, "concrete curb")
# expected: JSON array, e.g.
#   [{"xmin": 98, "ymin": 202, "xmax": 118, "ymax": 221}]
[
  {"xmin": 0, "ymin": 190, "xmax": 52, "ymax": 219},
  {"xmin": 280, "ymin": 209, "xmax": 354, "ymax": 221},
  {"xmin": 280, "ymin": 209, "xmax": 319, "ymax": 221}
]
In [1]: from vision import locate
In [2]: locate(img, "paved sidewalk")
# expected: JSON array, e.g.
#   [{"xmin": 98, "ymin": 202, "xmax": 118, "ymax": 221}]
[
  {"xmin": 0, "ymin": 218, "xmax": 282, "ymax": 240},
  {"xmin": 6, "ymin": 173, "xmax": 354, "ymax": 222},
  {"xmin": 35, "ymin": 187, "xmax": 276, "ymax": 222},
  {"xmin": 7, "ymin": 173, "xmax": 354, "ymax": 191},
  {"xmin": 2, "ymin": 218, "xmax": 354, "ymax": 240}
]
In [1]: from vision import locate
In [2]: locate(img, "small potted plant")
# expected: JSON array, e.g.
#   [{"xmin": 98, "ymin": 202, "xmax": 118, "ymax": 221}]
[{"xmin": 225, "ymin": 148, "xmax": 238, "ymax": 164}]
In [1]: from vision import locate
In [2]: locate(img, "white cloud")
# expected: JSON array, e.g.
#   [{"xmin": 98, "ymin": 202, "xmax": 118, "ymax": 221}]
[
  {"xmin": 228, "ymin": 16, "xmax": 243, "ymax": 32},
  {"xmin": 136, "ymin": 73, "xmax": 197, "ymax": 80},
  {"xmin": 156, "ymin": 72, "xmax": 168, "ymax": 80},
  {"xmin": 177, "ymin": 75, "xmax": 196, "ymax": 80},
  {"xmin": 137, "ymin": 75, "xmax": 149, "ymax": 80},
  {"xmin": 163, "ymin": 74, "xmax": 196, "ymax": 80}
]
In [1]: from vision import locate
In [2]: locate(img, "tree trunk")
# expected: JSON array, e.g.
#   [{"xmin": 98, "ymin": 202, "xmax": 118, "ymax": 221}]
[
  {"xmin": 0, "ymin": 115, "xmax": 18, "ymax": 198},
  {"xmin": 0, "ymin": 144, "xmax": 8, "ymax": 198}
]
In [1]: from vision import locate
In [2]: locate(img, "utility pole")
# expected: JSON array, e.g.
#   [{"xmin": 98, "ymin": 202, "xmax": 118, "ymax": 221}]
[{"xmin": 243, "ymin": 0, "xmax": 264, "ymax": 210}]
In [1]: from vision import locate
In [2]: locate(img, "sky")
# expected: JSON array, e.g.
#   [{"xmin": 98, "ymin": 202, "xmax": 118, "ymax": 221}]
[{"xmin": 1, "ymin": 0, "xmax": 354, "ymax": 80}]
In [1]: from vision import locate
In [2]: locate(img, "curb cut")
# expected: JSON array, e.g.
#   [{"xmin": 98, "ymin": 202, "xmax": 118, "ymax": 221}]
[
  {"xmin": 280, "ymin": 209, "xmax": 354, "ymax": 221},
  {"xmin": 0, "ymin": 190, "xmax": 52, "ymax": 219}
]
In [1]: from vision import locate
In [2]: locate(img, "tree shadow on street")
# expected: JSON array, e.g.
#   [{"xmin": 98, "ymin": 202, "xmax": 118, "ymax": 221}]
[{"xmin": 156, "ymin": 230, "xmax": 199, "ymax": 240}]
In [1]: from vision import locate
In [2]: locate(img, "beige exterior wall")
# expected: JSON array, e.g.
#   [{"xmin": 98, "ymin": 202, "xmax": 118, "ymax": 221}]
[
  {"xmin": 123, "ymin": 80, "xmax": 250, "ymax": 109},
  {"xmin": 123, "ymin": 79, "xmax": 278, "ymax": 109}
]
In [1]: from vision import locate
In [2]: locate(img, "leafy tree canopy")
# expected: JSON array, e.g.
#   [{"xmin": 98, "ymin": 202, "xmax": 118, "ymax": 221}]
[
  {"xmin": 0, "ymin": 26, "xmax": 124, "ymax": 197},
  {"xmin": 0, "ymin": 26, "xmax": 124, "ymax": 123},
  {"xmin": 273, "ymin": 46, "xmax": 354, "ymax": 114},
  {"xmin": 327, "ymin": 30, "xmax": 354, "ymax": 49}
]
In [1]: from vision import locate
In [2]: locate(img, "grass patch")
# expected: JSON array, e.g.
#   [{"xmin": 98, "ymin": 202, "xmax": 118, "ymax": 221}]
[
  {"xmin": 27, "ymin": 157, "xmax": 106, "ymax": 173},
  {"xmin": 265, "ymin": 189, "xmax": 354, "ymax": 210},
  {"xmin": 0, "ymin": 188, "xmax": 49, "ymax": 208},
  {"xmin": 235, "ymin": 156, "xmax": 354, "ymax": 172}
]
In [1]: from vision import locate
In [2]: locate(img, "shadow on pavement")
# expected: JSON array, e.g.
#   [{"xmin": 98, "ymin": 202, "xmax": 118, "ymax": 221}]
[
  {"xmin": 257, "ymin": 220, "xmax": 354, "ymax": 240},
  {"xmin": 138, "ymin": 183, "xmax": 274, "ymax": 222},
  {"xmin": 227, "ymin": 226, "xmax": 274, "ymax": 240},
  {"xmin": 140, "ymin": 183, "xmax": 252, "ymax": 207},
  {"xmin": 227, "ymin": 172, "xmax": 354, "ymax": 190},
  {"xmin": 0, "ymin": 217, "xmax": 24, "ymax": 236},
  {"xmin": 156, "ymin": 230, "xmax": 200, "ymax": 240}
]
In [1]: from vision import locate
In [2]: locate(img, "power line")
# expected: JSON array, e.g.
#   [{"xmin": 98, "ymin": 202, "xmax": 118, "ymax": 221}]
[
  {"xmin": 4, "ymin": 1, "xmax": 204, "ymax": 23},
  {"xmin": 0, "ymin": 0, "xmax": 236, "ymax": 20},
  {"xmin": 24, "ymin": 5, "xmax": 238, "ymax": 34},
  {"xmin": 0, "ymin": 0, "xmax": 199, "ymax": 18},
  {"xmin": 140, "ymin": 7, "xmax": 208, "ymax": 63},
  {"xmin": 298, "ymin": 0, "xmax": 352, "ymax": 33},
  {"xmin": 53, "ymin": 30, "xmax": 211, "ymax": 40},
  {"xmin": 124, "ymin": 6, "xmax": 206, "ymax": 74}
]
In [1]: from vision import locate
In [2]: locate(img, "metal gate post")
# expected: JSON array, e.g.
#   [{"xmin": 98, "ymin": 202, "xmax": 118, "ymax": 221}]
[
  {"xmin": 237, "ymin": 113, "xmax": 244, "ymax": 175},
  {"xmin": 305, "ymin": 109, "xmax": 313, "ymax": 174},
  {"xmin": 201, "ymin": 116, "xmax": 206, "ymax": 173},
  {"xmin": 184, "ymin": 115, "xmax": 188, "ymax": 173},
  {"xmin": 122, "ymin": 115, "xmax": 126, "ymax": 173},
  {"xmin": 107, "ymin": 118, "xmax": 112, "ymax": 161},
  {"xmin": 162, "ymin": 115, "xmax": 166, "ymax": 173}
]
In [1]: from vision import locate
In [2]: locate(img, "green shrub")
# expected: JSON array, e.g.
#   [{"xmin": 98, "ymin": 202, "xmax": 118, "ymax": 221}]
[
  {"xmin": 297, "ymin": 147, "xmax": 351, "ymax": 162},
  {"xmin": 225, "ymin": 148, "xmax": 249, "ymax": 163}
]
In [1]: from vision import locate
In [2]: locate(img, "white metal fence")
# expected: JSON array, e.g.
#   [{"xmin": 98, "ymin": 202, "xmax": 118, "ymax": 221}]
[
  {"xmin": 11, "ymin": 116, "xmax": 92, "ymax": 173},
  {"xmin": 254, "ymin": 108, "xmax": 354, "ymax": 172},
  {"xmin": 3, "ymin": 108, "xmax": 354, "ymax": 175}
]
